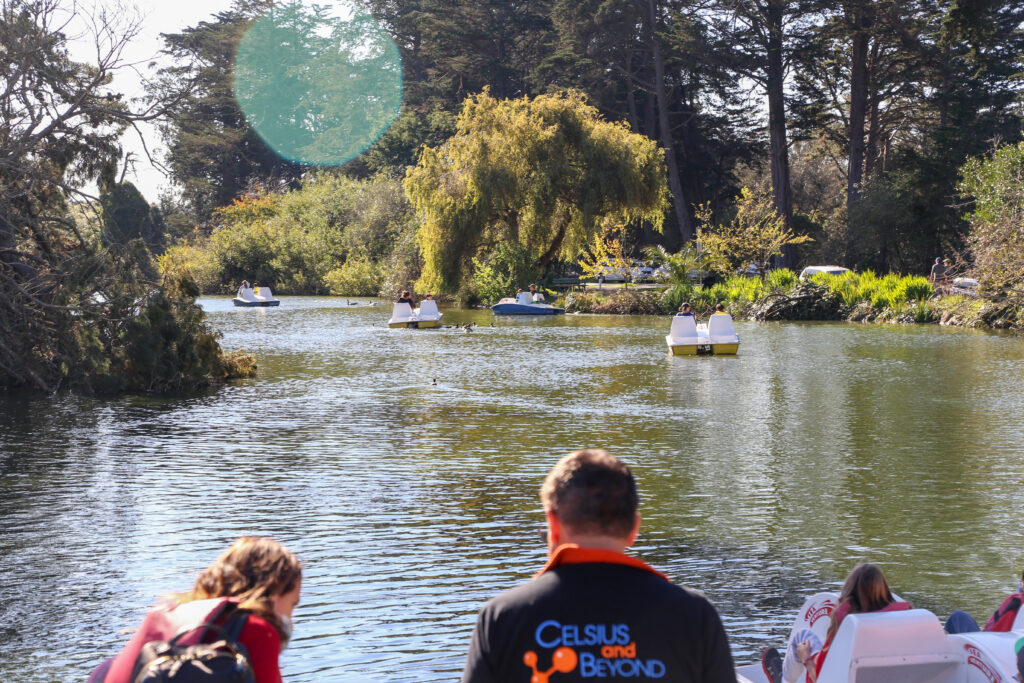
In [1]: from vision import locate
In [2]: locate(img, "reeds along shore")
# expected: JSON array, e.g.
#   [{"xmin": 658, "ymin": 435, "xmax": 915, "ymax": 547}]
[{"xmin": 562, "ymin": 270, "xmax": 1024, "ymax": 331}]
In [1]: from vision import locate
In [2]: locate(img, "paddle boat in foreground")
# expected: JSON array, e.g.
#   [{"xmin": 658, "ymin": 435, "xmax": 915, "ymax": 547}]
[
  {"xmin": 492, "ymin": 291, "xmax": 564, "ymax": 315},
  {"xmin": 233, "ymin": 285, "xmax": 280, "ymax": 307},
  {"xmin": 736, "ymin": 591, "xmax": 1024, "ymax": 683},
  {"xmin": 665, "ymin": 313, "xmax": 739, "ymax": 355},
  {"xmin": 388, "ymin": 300, "xmax": 443, "ymax": 329}
]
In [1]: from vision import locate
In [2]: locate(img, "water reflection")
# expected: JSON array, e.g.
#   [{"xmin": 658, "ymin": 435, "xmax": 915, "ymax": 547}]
[{"xmin": 1, "ymin": 299, "xmax": 1023, "ymax": 679}]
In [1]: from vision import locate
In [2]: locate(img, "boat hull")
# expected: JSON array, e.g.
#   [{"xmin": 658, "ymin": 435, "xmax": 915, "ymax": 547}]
[
  {"xmin": 233, "ymin": 298, "xmax": 280, "ymax": 307},
  {"xmin": 668, "ymin": 343, "xmax": 698, "ymax": 356},
  {"xmin": 388, "ymin": 319, "xmax": 442, "ymax": 329},
  {"xmin": 665, "ymin": 334, "xmax": 739, "ymax": 356},
  {"xmin": 492, "ymin": 303, "xmax": 564, "ymax": 315}
]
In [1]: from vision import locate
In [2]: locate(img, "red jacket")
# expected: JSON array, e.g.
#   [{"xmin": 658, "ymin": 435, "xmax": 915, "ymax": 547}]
[
  {"xmin": 983, "ymin": 592, "xmax": 1023, "ymax": 632},
  {"xmin": 103, "ymin": 597, "xmax": 282, "ymax": 683}
]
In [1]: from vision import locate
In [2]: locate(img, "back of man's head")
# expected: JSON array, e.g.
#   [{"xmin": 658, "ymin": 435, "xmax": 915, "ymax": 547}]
[{"xmin": 540, "ymin": 449, "xmax": 638, "ymax": 539}]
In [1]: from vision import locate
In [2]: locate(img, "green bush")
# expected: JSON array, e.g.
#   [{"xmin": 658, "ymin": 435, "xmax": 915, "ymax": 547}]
[
  {"xmin": 158, "ymin": 173, "xmax": 416, "ymax": 294},
  {"xmin": 469, "ymin": 242, "xmax": 541, "ymax": 305},
  {"xmin": 661, "ymin": 283, "xmax": 698, "ymax": 312},
  {"xmin": 157, "ymin": 244, "xmax": 221, "ymax": 293},
  {"xmin": 766, "ymin": 268, "xmax": 797, "ymax": 290},
  {"xmin": 324, "ymin": 255, "xmax": 381, "ymax": 296}
]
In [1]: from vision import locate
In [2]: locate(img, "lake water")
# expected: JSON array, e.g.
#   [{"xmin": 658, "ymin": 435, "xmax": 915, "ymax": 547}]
[{"xmin": 1, "ymin": 297, "xmax": 1023, "ymax": 681}]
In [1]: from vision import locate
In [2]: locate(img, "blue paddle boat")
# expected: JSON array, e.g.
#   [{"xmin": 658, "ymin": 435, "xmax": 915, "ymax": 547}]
[{"xmin": 492, "ymin": 291, "xmax": 564, "ymax": 315}]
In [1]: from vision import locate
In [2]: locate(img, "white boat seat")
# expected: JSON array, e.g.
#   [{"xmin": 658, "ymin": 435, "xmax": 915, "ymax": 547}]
[
  {"xmin": 418, "ymin": 299, "xmax": 440, "ymax": 319},
  {"xmin": 708, "ymin": 313, "xmax": 739, "ymax": 343},
  {"xmin": 532, "ymin": 292, "xmax": 545, "ymax": 302},
  {"xmin": 237, "ymin": 287, "xmax": 256, "ymax": 300},
  {"xmin": 256, "ymin": 286, "xmax": 274, "ymax": 300},
  {"xmin": 818, "ymin": 609, "xmax": 961, "ymax": 683},
  {"xmin": 668, "ymin": 315, "xmax": 701, "ymax": 344},
  {"xmin": 516, "ymin": 292, "xmax": 532, "ymax": 305},
  {"xmin": 390, "ymin": 302, "xmax": 414, "ymax": 321}
]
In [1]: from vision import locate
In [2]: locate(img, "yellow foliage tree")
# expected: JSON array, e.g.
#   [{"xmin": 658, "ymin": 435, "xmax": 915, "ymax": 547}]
[
  {"xmin": 697, "ymin": 187, "xmax": 812, "ymax": 278},
  {"xmin": 577, "ymin": 224, "xmax": 632, "ymax": 281},
  {"xmin": 404, "ymin": 89, "xmax": 669, "ymax": 293}
]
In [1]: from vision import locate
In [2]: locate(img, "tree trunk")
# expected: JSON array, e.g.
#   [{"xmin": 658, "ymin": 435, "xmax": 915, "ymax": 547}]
[
  {"xmin": 765, "ymin": 0, "xmax": 795, "ymax": 266},
  {"xmin": 864, "ymin": 40, "xmax": 881, "ymax": 179},
  {"xmin": 625, "ymin": 51, "xmax": 640, "ymax": 131},
  {"xmin": 646, "ymin": 0, "xmax": 694, "ymax": 243},
  {"xmin": 846, "ymin": 0, "xmax": 871, "ymax": 262}
]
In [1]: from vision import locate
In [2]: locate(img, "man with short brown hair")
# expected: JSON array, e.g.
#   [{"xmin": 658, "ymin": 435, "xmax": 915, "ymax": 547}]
[{"xmin": 461, "ymin": 449, "xmax": 736, "ymax": 683}]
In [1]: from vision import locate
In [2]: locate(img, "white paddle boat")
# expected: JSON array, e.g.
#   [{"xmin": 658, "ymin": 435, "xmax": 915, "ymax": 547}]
[
  {"xmin": 665, "ymin": 313, "xmax": 739, "ymax": 355},
  {"xmin": 388, "ymin": 299, "xmax": 443, "ymax": 329},
  {"xmin": 233, "ymin": 285, "xmax": 280, "ymax": 307},
  {"xmin": 736, "ymin": 591, "xmax": 1024, "ymax": 683},
  {"xmin": 492, "ymin": 291, "xmax": 564, "ymax": 315}
]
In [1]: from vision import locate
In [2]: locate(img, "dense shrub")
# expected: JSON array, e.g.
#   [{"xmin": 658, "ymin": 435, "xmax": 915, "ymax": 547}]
[
  {"xmin": 469, "ymin": 243, "xmax": 542, "ymax": 305},
  {"xmin": 157, "ymin": 243, "xmax": 221, "ymax": 293},
  {"xmin": 324, "ymin": 255, "xmax": 381, "ymax": 296},
  {"xmin": 159, "ymin": 173, "xmax": 416, "ymax": 294},
  {"xmin": 565, "ymin": 289, "xmax": 662, "ymax": 314},
  {"xmin": 959, "ymin": 143, "xmax": 1024, "ymax": 305}
]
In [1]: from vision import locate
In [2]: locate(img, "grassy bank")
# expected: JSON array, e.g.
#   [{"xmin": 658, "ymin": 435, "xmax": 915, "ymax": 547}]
[{"xmin": 562, "ymin": 269, "xmax": 1024, "ymax": 331}]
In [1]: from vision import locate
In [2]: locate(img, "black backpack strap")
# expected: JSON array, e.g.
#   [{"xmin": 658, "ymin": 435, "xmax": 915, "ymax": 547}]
[{"xmin": 223, "ymin": 609, "xmax": 250, "ymax": 644}]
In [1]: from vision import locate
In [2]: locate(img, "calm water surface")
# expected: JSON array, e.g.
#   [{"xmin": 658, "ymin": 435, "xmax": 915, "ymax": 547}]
[{"xmin": 2, "ymin": 297, "xmax": 1023, "ymax": 681}]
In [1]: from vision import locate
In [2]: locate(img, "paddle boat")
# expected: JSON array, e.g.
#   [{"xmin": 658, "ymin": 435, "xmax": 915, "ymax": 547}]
[
  {"xmin": 737, "ymin": 591, "xmax": 1024, "ymax": 683},
  {"xmin": 665, "ymin": 313, "xmax": 739, "ymax": 355},
  {"xmin": 492, "ymin": 291, "xmax": 564, "ymax": 315},
  {"xmin": 233, "ymin": 284, "xmax": 280, "ymax": 307},
  {"xmin": 388, "ymin": 299, "xmax": 443, "ymax": 329}
]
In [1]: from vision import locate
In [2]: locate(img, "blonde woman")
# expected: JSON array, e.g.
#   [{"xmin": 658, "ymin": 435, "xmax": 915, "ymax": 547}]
[{"xmin": 91, "ymin": 537, "xmax": 302, "ymax": 683}]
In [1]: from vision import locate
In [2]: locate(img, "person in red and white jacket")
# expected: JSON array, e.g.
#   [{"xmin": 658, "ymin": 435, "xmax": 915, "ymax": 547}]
[{"xmin": 89, "ymin": 537, "xmax": 302, "ymax": 683}]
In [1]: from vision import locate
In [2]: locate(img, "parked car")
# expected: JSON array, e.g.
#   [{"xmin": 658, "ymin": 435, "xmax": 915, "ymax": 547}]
[
  {"xmin": 595, "ymin": 261, "xmax": 628, "ymax": 282},
  {"xmin": 798, "ymin": 265, "xmax": 851, "ymax": 280},
  {"xmin": 630, "ymin": 261, "xmax": 656, "ymax": 282},
  {"xmin": 737, "ymin": 263, "xmax": 768, "ymax": 277}
]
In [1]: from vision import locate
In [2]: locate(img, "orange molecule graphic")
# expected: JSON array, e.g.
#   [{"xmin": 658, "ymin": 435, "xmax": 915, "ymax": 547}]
[{"xmin": 523, "ymin": 647, "xmax": 578, "ymax": 683}]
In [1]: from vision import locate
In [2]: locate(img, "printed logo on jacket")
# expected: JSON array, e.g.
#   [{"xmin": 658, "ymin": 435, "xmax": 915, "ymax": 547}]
[{"xmin": 524, "ymin": 620, "xmax": 665, "ymax": 681}]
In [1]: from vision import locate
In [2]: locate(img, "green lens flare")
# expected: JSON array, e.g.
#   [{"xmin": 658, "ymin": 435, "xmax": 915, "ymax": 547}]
[{"xmin": 233, "ymin": 0, "xmax": 403, "ymax": 166}]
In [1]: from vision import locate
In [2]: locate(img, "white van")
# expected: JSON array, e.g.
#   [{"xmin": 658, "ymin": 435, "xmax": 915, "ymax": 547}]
[{"xmin": 798, "ymin": 265, "xmax": 851, "ymax": 280}]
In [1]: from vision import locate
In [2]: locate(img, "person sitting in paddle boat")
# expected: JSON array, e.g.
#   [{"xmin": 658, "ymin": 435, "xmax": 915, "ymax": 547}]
[
  {"xmin": 676, "ymin": 302, "xmax": 695, "ymax": 318},
  {"xmin": 528, "ymin": 284, "xmax": 545, "ymax": 302},
  {"xmin": 760, "ymin": 563, "xmax": 910, "ymax": 683},
  {"xmin": 774, "ymin": 564, "xmax": 910, "ymax": 683},
  {"xmin": 238, "ymin": 280, "xmax": 251, "ymax": 296},
  {"xmin": 945, "ymin": 568, "xmax": 1024, "ymax": 634},
  {"xmin": 397, "ymin": 290, "xmax": 415, "ymax": 306},
  {"xmin": 713, "ymin": 302, "xmax": 728, "ymax": 314}
]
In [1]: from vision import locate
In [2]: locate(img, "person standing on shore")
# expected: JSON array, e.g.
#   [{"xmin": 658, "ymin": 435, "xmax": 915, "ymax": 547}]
[
  {"xmin": 929, "ymin": 258, "xmax": 948, "ymax": 293},
  {"xmin": 461, "ymin": 449, "xmax": 736, "ymax": 683}
]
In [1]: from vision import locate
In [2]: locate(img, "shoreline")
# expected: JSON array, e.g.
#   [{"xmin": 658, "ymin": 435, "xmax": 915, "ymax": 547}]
[{"xmin": 560, "ymin": 285, "xmax": 1024, "ymax": 334}]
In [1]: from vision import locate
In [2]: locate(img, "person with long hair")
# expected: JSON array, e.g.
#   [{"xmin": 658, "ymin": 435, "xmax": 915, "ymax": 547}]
[
  {"xmin": 796, "ymin": 563, "xmax": 910, "ymax": 682},
  {"xmin": 90, "ymin": 537, "xmax": 302, "ymax": 683}
]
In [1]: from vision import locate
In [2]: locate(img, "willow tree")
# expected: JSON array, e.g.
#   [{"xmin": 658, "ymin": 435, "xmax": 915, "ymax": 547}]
[{"xmin": 404, "ymin": 90, "xmax": 669, "ymax": 293}]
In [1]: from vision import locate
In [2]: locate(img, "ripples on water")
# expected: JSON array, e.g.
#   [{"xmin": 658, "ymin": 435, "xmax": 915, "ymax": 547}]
[{"xmin": 1, "ymin": 297, "xmax": 1023, "ymax": 681}]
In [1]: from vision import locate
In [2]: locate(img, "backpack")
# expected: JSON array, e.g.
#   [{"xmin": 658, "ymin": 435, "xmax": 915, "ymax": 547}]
[{"xmin": 130, "ymin": 607, "xmax": 254, "ymax": 683}]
